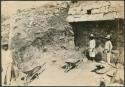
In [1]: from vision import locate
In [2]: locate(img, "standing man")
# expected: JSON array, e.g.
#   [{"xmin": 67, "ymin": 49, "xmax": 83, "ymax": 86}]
[
  {"xmin": 104, "ymin": 35, "xmax": 113, "ymax": 64},
  {"xmin": 89, "ymin": 34, "xmax": 96, "ymax": 62},
  {"xmin": 1, "ymin": 42, "xmax": 13, "ymax": 85}
]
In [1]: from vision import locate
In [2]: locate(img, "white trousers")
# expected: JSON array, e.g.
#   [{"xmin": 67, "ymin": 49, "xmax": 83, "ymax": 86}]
[
  {"xmin": 89, "ymin": 48, "xmax": 96, "ymax": 57},
  {"xmin": 106, "ymin": 52, "xmax": 111, "ymax": 64},
  {"xmin": 2, "ymin": 63, "xmax": 12, "ymax": 86}
]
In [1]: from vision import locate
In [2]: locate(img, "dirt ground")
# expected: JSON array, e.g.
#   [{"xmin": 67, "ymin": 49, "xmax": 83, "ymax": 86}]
[{"xmin": 11, "ymin": 59, "xmax": 124, "ymax": 86}]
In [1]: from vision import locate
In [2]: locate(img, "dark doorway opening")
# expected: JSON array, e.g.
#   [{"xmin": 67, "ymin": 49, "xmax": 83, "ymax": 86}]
[{"xmin": 70, "ymin": 19, "xmax": 124, "ymax": 49}]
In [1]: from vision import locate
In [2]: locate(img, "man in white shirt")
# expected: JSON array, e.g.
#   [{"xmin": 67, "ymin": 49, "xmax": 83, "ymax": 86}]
[
  {"xmin": 104, "ymin": 35, "xmax": 113, "ymax": 64},
  {"xmin": 89, "ymin": 34, "xmax": 96, "ymax": 62},
  {"xmin": 1, "ymin": 43, "xmax": 13, "ymax": 85}
]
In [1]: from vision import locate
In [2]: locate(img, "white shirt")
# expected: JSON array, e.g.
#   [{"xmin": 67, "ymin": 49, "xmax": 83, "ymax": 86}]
[
  {"xmin": 105, "ymin": 40, "xmax": 113, "ymax": 51},
  {"xmin": 89, "ymin": 39, "xmax": 96, "ymax": 49},
  {"xmin": 2, "ymin": 49, "xmax": 12, "ymax": 65}
]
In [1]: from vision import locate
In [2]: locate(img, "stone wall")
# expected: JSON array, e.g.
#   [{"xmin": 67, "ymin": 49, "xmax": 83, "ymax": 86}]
[{"xmin": 67, "ymin": 1, "xmax": 124, "ymax": 22}]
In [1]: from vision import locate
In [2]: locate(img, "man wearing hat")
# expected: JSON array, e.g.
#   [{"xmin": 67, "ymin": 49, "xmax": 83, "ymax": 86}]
[
  {"xmin": 88, "ymin": 34, "xmax": 96, "ymax": 62},
  {"xmin": 1, "ymin": 42, "xmax": 13, "ymax": 85},
  {"xmin": 104, "ymin": 35, "xmax": 113, "ymax": 64}
]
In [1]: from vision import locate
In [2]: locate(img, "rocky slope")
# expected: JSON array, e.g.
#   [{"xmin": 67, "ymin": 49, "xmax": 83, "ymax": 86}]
[{"xmin": 8, "ymin": 2, "xmax": 76, "ymax": 72}]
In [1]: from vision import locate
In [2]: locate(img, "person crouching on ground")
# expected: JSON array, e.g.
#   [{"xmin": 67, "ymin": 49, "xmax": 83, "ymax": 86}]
[
  {"xmin": 88, "ymin": 34, "xmax": 96, "ymax": 62},
  {"xmin": 1, "ymin": 42, "xmax": 13, "ymax": 85},
  {"xmin": 104, "ymin": 35, "xmax": 113, "ymax": 64}
]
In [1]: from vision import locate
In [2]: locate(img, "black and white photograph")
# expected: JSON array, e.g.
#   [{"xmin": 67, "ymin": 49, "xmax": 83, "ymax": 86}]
[{"xmin": 1, "ymin": 1, "xmax": 124, "ymax": 86}]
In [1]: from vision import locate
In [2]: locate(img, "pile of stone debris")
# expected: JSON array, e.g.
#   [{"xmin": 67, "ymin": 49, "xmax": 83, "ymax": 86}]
[
  {"xmin": 93, "ymin": 61, "xmax": 124, "ymax": 86},
  {"xmin": 8, "ymin": 2, "xmax": 74, "ymax": 73}
]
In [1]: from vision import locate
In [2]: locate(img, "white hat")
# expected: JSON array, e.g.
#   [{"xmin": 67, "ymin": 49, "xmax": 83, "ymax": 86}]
[
  {"xmin": 105, "ymin": 35, "xmax": 111, "ymax": 39},
  {"xmin": 90, "ymin": 34, "xmax": 94, "ymax": 37}
]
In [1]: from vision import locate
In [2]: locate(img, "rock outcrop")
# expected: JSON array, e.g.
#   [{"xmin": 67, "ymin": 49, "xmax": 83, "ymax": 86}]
[{"xmin": 9, "ymin": 2, "xmax": 75, "ymax": 72}]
